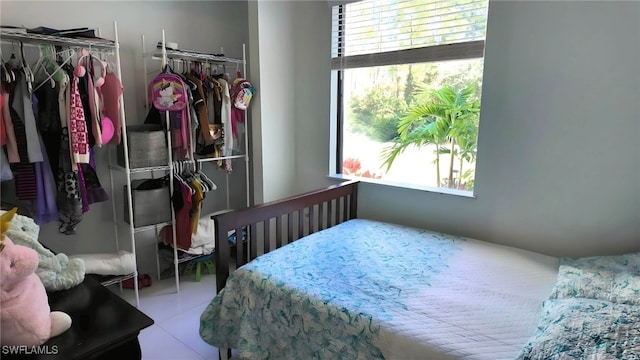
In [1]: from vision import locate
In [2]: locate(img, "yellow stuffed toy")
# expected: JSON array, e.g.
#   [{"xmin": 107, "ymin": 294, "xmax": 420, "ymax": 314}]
[{"xmin": 0, "ymin": 208, "xmax": 72, "ymax": 346}]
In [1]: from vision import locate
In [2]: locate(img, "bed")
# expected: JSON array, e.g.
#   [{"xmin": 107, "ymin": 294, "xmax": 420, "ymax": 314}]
[{"xmin": 199, "ymin": 181, "xmax": 640, "ymax": 359}]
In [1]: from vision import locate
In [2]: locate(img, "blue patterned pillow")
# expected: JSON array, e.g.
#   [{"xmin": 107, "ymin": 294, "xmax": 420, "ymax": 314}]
[
  {"xmin": 548, "ymin": 252, "xmax": 640, "ymax": 305},
  {"xmin": 516, "ymin": 298, "xmax": 640, "ymax": 359}
]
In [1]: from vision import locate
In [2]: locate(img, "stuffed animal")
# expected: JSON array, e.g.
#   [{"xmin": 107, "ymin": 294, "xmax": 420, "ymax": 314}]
[
  {"xmin": 1, "ymin": 209, "xmax": 85, "ymax": 291},
  {"xmin": 0, "ymin": 208, "xmax": 72, "ymax": 346}
]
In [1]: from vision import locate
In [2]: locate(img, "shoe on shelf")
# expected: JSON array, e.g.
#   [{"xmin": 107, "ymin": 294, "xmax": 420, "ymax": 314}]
[{"xmin": 121, "ymin": 274, "xmax": 152, "ymax": 289}]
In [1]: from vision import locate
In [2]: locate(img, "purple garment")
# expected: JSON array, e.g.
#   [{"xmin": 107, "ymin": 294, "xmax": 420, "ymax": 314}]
[
  {"xmin": 32, "ymin": 94, "xmax": 38, "ymax": 120},
  {"xmin": 30, "ymin": 136, "xmax": 58, "ymax": 224},
  {"xmin": 0, "ymin": 150, "xmax": 13, "ymax": 181},
  {"xmin": 82, "ymin": 148, "xmax": 109, "ymax": 205},
  {"xmin": 27, "ymin": 94, "xmax": 58, "ymax": 224}
]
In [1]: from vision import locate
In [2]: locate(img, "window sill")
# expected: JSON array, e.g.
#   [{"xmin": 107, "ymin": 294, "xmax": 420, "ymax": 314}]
[{"xmin": 327, "ymin": 174, "xmax": 477, "ymax": 199}]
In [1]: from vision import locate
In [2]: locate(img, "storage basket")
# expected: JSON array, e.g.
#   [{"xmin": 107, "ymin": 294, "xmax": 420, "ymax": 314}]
[
  {"xmin": 117, "ymin": 125, "xmax": 168, "ymax": 169},
  {"xmin": 124, "ymin": 179, "xmax": 172, "ymax": 227}
]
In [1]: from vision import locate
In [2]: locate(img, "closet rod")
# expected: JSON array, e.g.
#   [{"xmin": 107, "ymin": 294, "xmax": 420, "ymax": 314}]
[
  {"xmin": 196, "ymin": 154, "xmax": 246, "ymax": 163},
  {"xmin": 0, "ymin": 31, "xmax": 117, "ymax": 51},
  {"xmin": 143, "ymin": 49, "xmax": 244, "ymax": 64}
]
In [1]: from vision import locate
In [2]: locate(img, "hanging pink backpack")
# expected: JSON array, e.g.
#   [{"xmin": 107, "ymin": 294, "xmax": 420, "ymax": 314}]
[
  {"xmin": 230, "ymin": 72, "xmax": 256, "ymax": 138},
  {"xmin": 150, "ymin": 69, "xmax": 187, "ymax": 112},
  {"xmin": 148, "ymin": 67, "xmax": 189, "ymax": 152}
]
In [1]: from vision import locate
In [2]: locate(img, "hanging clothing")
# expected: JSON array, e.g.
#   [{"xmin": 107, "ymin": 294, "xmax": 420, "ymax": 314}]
[
  {"xmin": 169, "ymin": 180, "xmax": 194, "ymax": 251},
  {"xmin": 57, "ymin": 68, "xmax": 84, "ymax": 233},
  {"xmin": 86, "ymin": 67, "xmax": 103, "ymax": 147},
  {"xmin": 31, "ymin": 135, "xmax": 58, "ymax": 224},
  {"xmin": 0, "ymin": 91, "xmax": 19, "ymax": 163},
  {"xmin": 12, "ymin": 69, "xmax": 43, "ymax": 163},
  {"xmin": 190, "ymin": 179, "xmax": 203, "ymax": 234},
  {"xmin": 28, "ymin": 92, "xmax": 58, "ymax": 224},
  {"xmin": 0, "ymin": 150, "xmax": 12, "ymax": 181},
  {"xmin": 0, "ymin": 94, "xmax": 5, "ymax": 145},
  {"xmin": 58, "ymin": 71, "xmax": 69, "ymax": 133},
  {"xmin": 69, "ymin": 75, "xmax": 90, "ymax": 165},
  {"xmin": 57, "ymin": 128, "xmax": 83, "ymax": 235},
  {"xmin": 208, "ymin": 75, "xmax": 223, "ymax": 125},
  {"xmin": 218, "ymin": 77, "xmax": 233, "ymax": 172},
  {"xmin": 9, "ymin": 72, "xmax": 38, "ymax": 200},
  {"xmin": 1, "ymin": 46, "xmax": 123, "ymax": 232},
  {"xmin": 187, "ymin": 73, "xmax": 214, "ymax": 146},
  {"xmin": 77, "ymin": 71, "xmax": 97, "ymax": 149},
  {"xmin": 99, "ymin": 71, "xmax": 123, "ymax": 144},
  {"xmin": 80, "ymin": 148, "xmax": 109, "ymax": 205},
  {"xmin": 76, "ymin": 72, "xmax": 108, "ymax": 208},
  {"xmin": 34, "ymin": 78, "xmax": 62, "ymax": 175}
]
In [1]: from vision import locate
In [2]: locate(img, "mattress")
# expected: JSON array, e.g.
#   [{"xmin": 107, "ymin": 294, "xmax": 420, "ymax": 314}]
[{"xmin": 200, "ymin": 219, "xmax": 559, "ymax": 360}]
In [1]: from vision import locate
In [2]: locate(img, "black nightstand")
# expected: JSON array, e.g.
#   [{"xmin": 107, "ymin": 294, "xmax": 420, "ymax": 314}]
[{"xmin": 4, "ymin": 276, "xmax": 154, "ymax": 359}]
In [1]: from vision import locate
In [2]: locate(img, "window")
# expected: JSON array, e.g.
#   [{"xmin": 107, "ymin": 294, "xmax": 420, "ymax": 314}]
[{"xmin": 331, "ymin": 0, "xmax": 489, "ymax": 193}]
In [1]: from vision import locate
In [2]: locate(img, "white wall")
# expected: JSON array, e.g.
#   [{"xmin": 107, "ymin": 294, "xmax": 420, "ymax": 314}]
[
  {"xmin": 249, "ymin": 0, "xmax": 297, "ymax": 202},
  {"xmin": 292, "ymin": 1, "xmax": 336, "ymax": 194},
  {"xmin": 281, "ymin": 0, "xmax": 640, "ymax": 258},
  {"xmin": 0, "ymin": 1, "xmax": 249, "ymax": 275}
]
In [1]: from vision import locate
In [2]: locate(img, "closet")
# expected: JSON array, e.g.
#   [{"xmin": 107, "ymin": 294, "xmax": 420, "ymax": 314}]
[
  {"xmin": 0, "ymin": 24, "xmax": 144, "ymax": 306},
  {"xmin": 116, "ymin": 30, "xmax": 251, "ymax": 293}
]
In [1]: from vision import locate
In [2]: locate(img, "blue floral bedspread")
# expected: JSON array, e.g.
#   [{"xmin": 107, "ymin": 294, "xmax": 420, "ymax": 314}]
[
  {"xmin": 516, "ymin": 298, "xmax": 640, "ymax": 359},
  {"xmin": 518, "ymin": 252, "xmax": 640, "ymax": 359},
  {"xmin": 199, "ymin": 219, "xmax": 464, "ymax": 360}
]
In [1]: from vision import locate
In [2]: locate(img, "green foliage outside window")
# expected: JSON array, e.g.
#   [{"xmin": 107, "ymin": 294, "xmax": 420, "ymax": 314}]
[{"xmin": 347, "ymin": 61, "xmax": 483, "ymax": 191}]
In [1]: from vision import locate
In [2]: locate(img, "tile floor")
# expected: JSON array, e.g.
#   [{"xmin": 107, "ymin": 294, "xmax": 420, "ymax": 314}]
[{"xmin": 111, "ymin": 273, "xmax": 221, "ymax": 360}]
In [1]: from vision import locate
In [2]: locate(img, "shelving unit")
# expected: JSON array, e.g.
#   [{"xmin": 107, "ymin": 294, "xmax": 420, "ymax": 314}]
[
  {"xmin": 126, "ymin": 30, "xmax": 251, "ymax": 293},
  {"xmin": 0, "ymin": 24, "xmax": 142, "ymax": 306}
]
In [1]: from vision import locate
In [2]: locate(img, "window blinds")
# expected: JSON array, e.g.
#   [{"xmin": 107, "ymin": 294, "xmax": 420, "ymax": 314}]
[{"xmin": 331, "ymin": 0, "xmax": 489, "ymax": 69}]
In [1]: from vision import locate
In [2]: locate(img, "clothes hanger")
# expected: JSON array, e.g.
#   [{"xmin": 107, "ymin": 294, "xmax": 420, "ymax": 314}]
[
  {"xmin": 0, "ymin": 53, "xmax": 12, "ymax": 83},
  {"xmin": 31, "ymin": 45, "xmax": 45, "ymax": 76},
  {"xmin": 182, "ymin": 60, "xmax": 189, "ymax": 77},
  {"xmin": 19, "ymin": 42, "xmax": 35, "ymax": 93},
  {"xmin": 42, "ymin": 46, "xmax": 59, "ymax": 88},
  {"xmin": 7, "ymin": 42, "xmax": 19, "ymax": 70},
  {"xmin": 197, "ymin": 62, "xmax": 205, "ymax": 81},
  {"xmin": 74, "ymin": 48, "xmax": 90, "ymax": 77},
  {"xmin": 33, "ymin": 48, "xmax": 75, "ymax": 93},
  {"xmin": 182, "ymin": 160, "xmax": 199, "ymax": 194},
  {"xmin": 90, "ymin": 53, "xmax": 108, "ymax": 88},
  {"xmin": 32, "ymin": 45, "xmax": 57, "ymax": 89},
  {"xmin": 189, "ymin": 160, "xmax": 210, "ymax": 192},
  {"xmin": 196, "ymin": 162, "xmax": 217, "ymax": 191},
  {"xmin": 74, "ymin": 48, "xmax": 107, "ymax": 88},
  {"xmin": 172, "ymin": 161, "xmax": 189, "ymax": 188}
]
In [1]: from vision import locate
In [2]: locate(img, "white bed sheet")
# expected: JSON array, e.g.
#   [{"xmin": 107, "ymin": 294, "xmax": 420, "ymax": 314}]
[{"xmin": 377, "ymin": 236, "xmax": 559, "ymax": 359}]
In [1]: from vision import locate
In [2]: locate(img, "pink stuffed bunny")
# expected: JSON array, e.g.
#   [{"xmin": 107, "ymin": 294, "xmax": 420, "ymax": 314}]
[{"xmin": 0, "ymin": 208, "xmax": 71, "ymax": 346}]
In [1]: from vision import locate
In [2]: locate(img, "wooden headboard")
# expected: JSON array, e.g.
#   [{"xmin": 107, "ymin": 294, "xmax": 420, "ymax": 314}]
[{"xmin": 212, "ymin": 180, "xmax": 359, "ymax": 293}]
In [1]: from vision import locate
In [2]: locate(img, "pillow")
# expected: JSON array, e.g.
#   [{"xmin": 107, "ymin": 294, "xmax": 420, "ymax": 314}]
[
  {"xmin": 548, "ymin": 252, "xmax": 640, "ymax": 305},
  {"xmin": 516, "ymin": 298, "xmax": 640, "ymax": 359}
]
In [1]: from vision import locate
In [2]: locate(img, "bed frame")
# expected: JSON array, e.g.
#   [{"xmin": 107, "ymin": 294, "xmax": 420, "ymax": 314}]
[{"xmin": 212, "ymin": 180, "xmax": 359, "ymax": 293}]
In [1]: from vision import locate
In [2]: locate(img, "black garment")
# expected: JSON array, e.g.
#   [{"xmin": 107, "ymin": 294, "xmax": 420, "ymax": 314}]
[
  {"xmin": 8, "ymin": 71, "xmax": 37, "ymax": 200},
  {"xmin": 77, "ymin": 70, "xmax": 96, "ymax": 148},
  {"xmin": 35, "ymin": 82, "xmax": 62, "ymax": 175},
  {"xmin": 56, "ymin": 127, "xmax": 83, "ymax": 235},
  {"xmin": 209, "ymin": 74, "xmax": 224, "ymax": 125}
]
